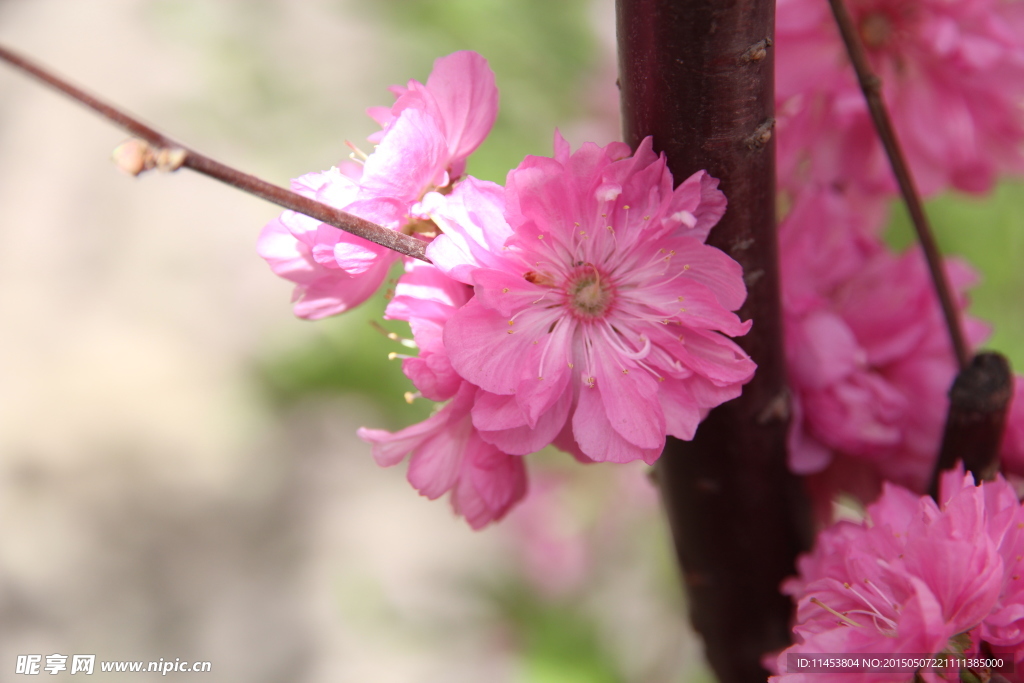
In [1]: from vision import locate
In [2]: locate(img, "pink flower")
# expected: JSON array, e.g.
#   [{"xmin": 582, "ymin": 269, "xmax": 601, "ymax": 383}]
[
  {"xmin": 366, "ymin": 50, "xmax": 499, "ymax": 182},
  {"xmin": 776, "ymin": 469, "xmax": 1018, "ymax": 682},
  {"xmin": 358, "ymin": 260, "xmax": 528, "ymax": 529},
  {"xmin": 433, "ymin": 134, "xmax": 755, "ymax": 465},
  {"xmin": 256, "ymin": 168, "xmax": 398, "ymax": 319},
  {"xmin": 358, "ymin": 382, "xmax": 527, "ymax": 530},
  {"xmin": 776, "ymin": 0, "xmax": 1024, "ymax": 196},
  {"xmin": 506, "ymin": 473, "xmax": 590, "ymax": 598},
  {"xmin": 781, "ymin": 189, "xmax": 989, "ymax": 493},
  {"xmin": 778, "ymin": 187, "xmax": 888, "ymax": 317},
  {"xmin": 260, "ymin": 51, "xmax": 498, "ymax": 318},
  {"xmin": 1000, "ymin": 381, "xmax": 1024, "ymax": 478},
  {"xmin": 384, "ymin": 259, "xmax": 472, "ymax": 402}
]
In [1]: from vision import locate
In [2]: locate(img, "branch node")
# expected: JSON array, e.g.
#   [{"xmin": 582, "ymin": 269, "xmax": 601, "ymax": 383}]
[
  {"xmin": 745, "ymin": 118, "xmax": 775, "ymax": 150},
  {"xmin": 757, "ymin": 388, "xmax": 791, "ymax": 425},
  {"xmin": 741, "ymin": 38, "xmax": 773, "ymax": 63},
  {"xmin": 112, "ymin": 139, "xmax": 188, "ymax": 176}
]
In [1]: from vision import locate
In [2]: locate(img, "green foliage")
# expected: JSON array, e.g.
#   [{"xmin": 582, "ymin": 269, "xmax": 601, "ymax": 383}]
[
  {"xmin": 885, "ymin": 182, "xmax": 1024, "ymax": 368},
  {"xmin": 492, "ymin": 585, "xmax": 624, "ymax": 683},
  {"xmin": 353, "ymin": 0, "xmax": 600, "ymax": 183},
  {"xmin": 255, "ymin": 281, "xmax": 431, "ymax": 428}
]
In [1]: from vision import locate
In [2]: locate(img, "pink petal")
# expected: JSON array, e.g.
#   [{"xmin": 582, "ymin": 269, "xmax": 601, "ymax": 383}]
[
  {"xmin": 572, "ymin": 383, "xmax": 663, "ymax": 464},
  {"xmin": 421, "ymin": 51, "xmax": 499, "ymax": 175}
]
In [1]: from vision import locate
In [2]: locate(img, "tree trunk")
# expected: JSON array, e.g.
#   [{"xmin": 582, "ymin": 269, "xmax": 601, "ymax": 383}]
[{"xmin": 616, "ymin": 1, "xmax": 811, "ymax": 681}]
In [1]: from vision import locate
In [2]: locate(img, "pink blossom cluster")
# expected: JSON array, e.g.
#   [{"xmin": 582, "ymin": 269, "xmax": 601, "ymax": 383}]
[
  {"xmin": 258, "ymin": 52, "xmax": 755, "ymax": 527},
  {"xmin": 776, "ymin": 0, "xmax": 1024, "ymax": 197},
  {"xmin": 774, "ymin": 0, "xmax": 1024, "ymax": 508},
  {"xmin": 773, "ymin": 0, "xmax": 1024, "ymax": 671},
  {"xmin": 779, "ymin": 186, "xmax": 995, "ymax": 503},
  {"xmin": 774, "ymin": 468, "xmax": 1024, "ymax": 683}
]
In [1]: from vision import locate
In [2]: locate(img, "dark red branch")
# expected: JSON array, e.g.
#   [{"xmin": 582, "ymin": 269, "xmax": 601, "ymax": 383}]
[
  {"xmin": 826, "ymin": 0, "xmax": 969, "ymax": 370},
  {"xmin": 929, "ymin": 352, "xmax": 1014, "ymax": 495},
  {"xmin": 617, "ymin": 2, "xmax": 809, "ymax": 682},
  {"xmin": 0, "ymin": 43, "xmax": 428, "ymax": 262}
]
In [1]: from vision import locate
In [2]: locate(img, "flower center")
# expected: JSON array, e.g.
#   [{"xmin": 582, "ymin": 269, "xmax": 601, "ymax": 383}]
[{"xmin": 565, "ymin": 264, "xmax": 615, "ymax": 319}]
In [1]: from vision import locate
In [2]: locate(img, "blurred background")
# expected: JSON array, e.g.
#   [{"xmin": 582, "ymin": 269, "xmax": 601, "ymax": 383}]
[
  {"xmin": 0, "ymin": 1, "xmax": 1020, "ymax": 682},
  {"xmin": 0, "ymin": 1, "xmax": 703, "ymax": 681}
]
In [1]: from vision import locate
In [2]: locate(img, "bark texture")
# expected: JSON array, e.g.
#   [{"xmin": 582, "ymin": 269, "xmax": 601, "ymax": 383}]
[{"xmin": 617, "ymin": 2, "xmax": 810, "ymax": 681}]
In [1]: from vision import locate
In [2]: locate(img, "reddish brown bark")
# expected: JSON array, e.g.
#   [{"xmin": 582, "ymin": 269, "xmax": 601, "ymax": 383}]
[
  {"xmin": 617, "ymin": 1, "xmax": 810, "ymax": 681},
  {"xmin": 930, "ymin": 351, "xmax": 1014, "ymax": 495}
]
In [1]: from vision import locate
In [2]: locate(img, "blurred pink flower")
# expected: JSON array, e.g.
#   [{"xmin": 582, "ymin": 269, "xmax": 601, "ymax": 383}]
[
  {"xmin": 436, "ymin": 134, "xmax": 755, "ymax": 464},
  {"xmin": 506, "ymin": 473, "xmax": 590, "ymax": 598},
  {"xmin": 776, "ymin": 468, "xmax": 1024, "ymax": 682},
  {"xmin": 776, "ymin": 0, "xmax": 1024, "ymax": 196},
  {"xmin": 781, "ymin": 190, "xmax": 989, "ymax": 493},
  {"xmin": 1000, "ymin": 381, "xmax": 1024, "ymax": 478},
  {"xmin": 259, "ymin": 51, "xmax": 498, "ymax": 318}
]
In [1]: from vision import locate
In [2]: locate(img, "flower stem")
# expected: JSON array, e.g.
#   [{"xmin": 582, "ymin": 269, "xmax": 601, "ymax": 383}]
[
  {"xmin": 0, "ymin": 43, "xmax": 428, "ymax": 262},
  {"xmin": 618, "ymin": 1, "xmax": 810, "ymax": 680},
  {"xmin": 826, "ymin": 0, "xmax": 969, "ymax": 370}
]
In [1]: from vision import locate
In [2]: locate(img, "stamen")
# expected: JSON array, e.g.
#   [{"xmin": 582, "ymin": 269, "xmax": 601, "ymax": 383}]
[
  {"xmin": 810, "ymin": 597, "xmax": 863, "ymax": 628},
  {"xmin": 345, "ymin": 140, "xmax": 369, "ymax": 161},
  {"xmin": 369, "ymin": 321, "xmax": 417, "ymax": 348}
]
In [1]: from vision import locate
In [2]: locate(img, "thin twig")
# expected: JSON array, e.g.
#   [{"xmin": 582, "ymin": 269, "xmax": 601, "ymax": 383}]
[
  {"xmin": 826, "ymin": 0, "xmax": 970, "ymax": 370},
  {"xmin": 0, "ymin": 43, "xmax": 429, "ymax": 262}
]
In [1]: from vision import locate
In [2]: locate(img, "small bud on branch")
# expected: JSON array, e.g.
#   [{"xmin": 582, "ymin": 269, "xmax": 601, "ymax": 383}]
[{"xmin": 0, "ymin": 44, "xmax": 429, "ymax": 262}]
